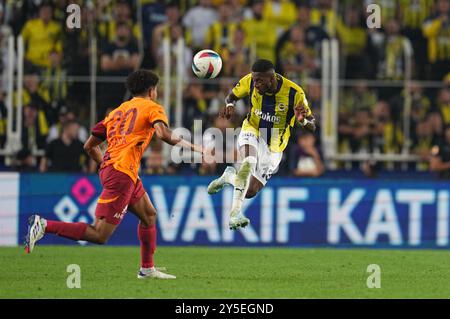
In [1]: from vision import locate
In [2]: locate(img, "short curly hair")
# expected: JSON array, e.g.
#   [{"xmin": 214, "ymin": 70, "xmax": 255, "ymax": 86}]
[
  {"xmin": 126, "ymin": 70, "xmax": 159, "ymax": 96},
  {"xmin": 251, "ymin": 59, "xmax": 274, "ymax": 73}
]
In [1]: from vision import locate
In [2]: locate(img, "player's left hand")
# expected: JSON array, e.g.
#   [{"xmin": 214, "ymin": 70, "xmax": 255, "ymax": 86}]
[
  {"xmin": 294, "ymin": 105, "xmax": 308, "ymax": 122},
  {"xmin": 219, "ymin": 105, "xmax": 235, "ymax": 119}
]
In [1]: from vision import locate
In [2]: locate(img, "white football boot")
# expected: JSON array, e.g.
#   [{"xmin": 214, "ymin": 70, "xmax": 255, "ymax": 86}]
[
  {"xmin": 137, "ymin": 267, "xmax": 176, "ymax": 279},
  {"xmin": 207, "ymin": 166, "xmax": 236, "ymax": 194},
  {"xmin": 229, "ymin": 211, "xmax": 250, "ymax": 230},
  {"xmin": 25, "ymin": 214, "xmax": 46, "ymax": 253}
]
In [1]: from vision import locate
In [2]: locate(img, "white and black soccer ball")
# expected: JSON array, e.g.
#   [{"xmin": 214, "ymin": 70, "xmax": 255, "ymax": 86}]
[{"xmin": 192, "ymin": 49, "xmax": 222, "ymax": 79}]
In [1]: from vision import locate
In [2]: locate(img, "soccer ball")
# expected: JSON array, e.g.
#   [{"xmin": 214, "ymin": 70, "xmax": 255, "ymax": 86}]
[{"xmin": 192, "ymin": 49, "xmax": 222, "ymax": 79}]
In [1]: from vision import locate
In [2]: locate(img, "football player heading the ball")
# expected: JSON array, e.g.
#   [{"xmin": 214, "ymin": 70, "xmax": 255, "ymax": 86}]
[{"xmin": 207, "ymin": 59, "xmax": 317, "ymax": 230}]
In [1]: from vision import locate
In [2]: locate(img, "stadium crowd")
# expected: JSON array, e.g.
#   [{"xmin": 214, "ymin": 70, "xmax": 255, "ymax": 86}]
[{"xmin": 0, "ymin": 0, "xmax": 448, "ymax": 178}]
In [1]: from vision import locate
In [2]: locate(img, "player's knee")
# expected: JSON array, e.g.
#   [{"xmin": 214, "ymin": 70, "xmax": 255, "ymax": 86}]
[
  {"xmin": 141, "ymin": 210, "xmax": 156, "ymax": 228},
  {"xmin": 147, "ymin": 207, "xmax": 157, "ymax": 218}
]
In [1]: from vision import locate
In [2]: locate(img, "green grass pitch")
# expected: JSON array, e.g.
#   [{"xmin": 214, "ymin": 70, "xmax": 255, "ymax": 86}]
[{"xmin": 0, "ymin": 246, "xmax": 449, "ymax": 298}]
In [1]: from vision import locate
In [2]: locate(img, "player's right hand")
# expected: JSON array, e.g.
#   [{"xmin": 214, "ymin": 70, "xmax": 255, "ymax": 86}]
[{"xmin": 219, "ymin": 105, "xmax": 234, "ymax": 119}]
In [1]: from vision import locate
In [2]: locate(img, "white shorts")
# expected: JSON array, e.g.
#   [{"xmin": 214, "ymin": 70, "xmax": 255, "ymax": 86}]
[{"xmin": 237, "ymin": 130, "xmax": 283, "ymax": 185}]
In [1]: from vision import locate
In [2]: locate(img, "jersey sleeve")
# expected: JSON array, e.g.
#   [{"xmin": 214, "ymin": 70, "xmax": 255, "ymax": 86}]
[
  {"xmin": 294, "ymin": 86, "xmax": 313, "ymax": 117},
  {"xmin": 231, "ymin": 73, "xmax": 252, "ymax": 99},
  {"xmin": 91, "ymin": 120, "xmax": 107, "ymax": 141},
  {"xmin": 149, "ymin": 105, "xmax": 169, "ymax": 127}
]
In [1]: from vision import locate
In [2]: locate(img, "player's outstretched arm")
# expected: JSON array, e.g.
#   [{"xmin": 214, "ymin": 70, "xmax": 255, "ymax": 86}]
[
  {"xmin": 219, "ymin": 92, "xmax": 240, "ymax": 119},
  {"xmin": 84, "ymin": 135, "xmax": 104, "ymax": 165},
  {"xmin": 154, "ymin": 122, "xmax": 203, "ymax": 154}
]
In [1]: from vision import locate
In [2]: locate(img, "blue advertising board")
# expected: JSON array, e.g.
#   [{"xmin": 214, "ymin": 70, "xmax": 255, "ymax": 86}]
[{"xmin": 16, "ymin": 173, "xmax": 450, "ymax": 248}]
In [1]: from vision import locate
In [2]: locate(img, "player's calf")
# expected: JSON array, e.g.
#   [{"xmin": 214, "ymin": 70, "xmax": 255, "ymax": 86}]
[{"xmin": 245, "ymin": 177, "xmax": 264, "ymax": 199}]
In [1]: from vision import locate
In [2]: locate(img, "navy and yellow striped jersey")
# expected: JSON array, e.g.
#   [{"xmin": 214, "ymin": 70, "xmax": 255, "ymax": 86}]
[
  {"xmin": 399, "ymin": 0, "xmax": 434, "ymax": 29},
  {"xmin": 423, "ymin": 14, "xmax": 450, "ymax": 63},
  {"xmin": 232, "ymin": 73, "xmax": 312, "ymax": 153}
]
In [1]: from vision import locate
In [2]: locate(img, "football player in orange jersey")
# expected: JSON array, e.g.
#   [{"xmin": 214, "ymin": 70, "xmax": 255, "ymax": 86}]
[{"xmin": 25, "ymin": 70, "xmax": 204, "ymax": 279}]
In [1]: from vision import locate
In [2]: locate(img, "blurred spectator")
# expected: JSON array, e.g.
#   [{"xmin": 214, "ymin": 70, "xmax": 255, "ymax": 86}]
[
  {"xmin": 289, "ymin": 131, "xmax": 324, "ymax": 177},
  {"xmin": 95, "ymin": 0, "xmax": 113, "ymax": 22},
  {"xmin": 309, "ymin": 0, "xmax": 337, "ymax": 38},
  {"xmin": 379, "ymin": 19, "xmax": 413, "ymax": 80},
  {"xmin": 20, "ymin": 67, "xmax": 57, "ymax": 152},
  {"xmin": 101, "ymin": 23, "xmax": 140, "ymax": 75},
  {"xmin": 263, "ymin": 0, "xmax": 297, "ymax": 37},
  {"xmin": 46, "ymin": 107, "xmax": 88, "ymax": 144},
  {"xmin": 405, "ymin": 82, "xmax": 431, "ymax": 122},
  {"xmin": 0, "ymin": 93, "xmax": 6, "ymax": 148},
  {"xmin": 305, "ymin": 80, "xmax": 321, "ymax": 125},
  {"xmin": 295, "ymin": 4, "xmax": 328, "ymax": 49},
  {"xmin": 22, "ymin": 105, "xmax": 48, "ymax": 151},
  {"xmin": 23, "ymin": 66, "xmax": 57, "ymax": 126},
  {"xmin": 241, "ymin": 0, "xmax": 277, "ymax": 62},
  {"xmin": 183, "ymin": 83, "xmax": 209, "ymax": 130},
  {"xmin": 64, "ymin": 5, "xmax": 93, "ymax": 110},
  {"xmin": 152, "ymin": 3, "xmax": 192, "ymax": 62},
  {"xmin": 390, "ymin": 82, "xmax": 432, "ymax": 139},
  {"xmin": 341, "ymin": 81, "xmax": 377, "ymax": 115},
  {"xmin": 141, "ymin": 0, "xmax": 167, "ymax": 45},
  {"xmin": 21, "ymin": 2, "xmax": 65, "ymax": 112},
  {"xmin": 51, "ymin": 0, "xmax": 71, "ymax": 24},
  {"xmin": 21, "ymin": 2, "xmax": 62, "ymax": 70},
  {"xmin": 140, "ymin": 0, "xmax": 167, "ymax": 69},
  {"xmin": 436, "ymin": 87, "xmax": 450, "ymax": 126},
  {"xmin": 205, "ymin": 3, "xmax": 238, "ymax": 57},
  {"xmin": 14, "ymin": 148, "xmax": 35, "ymax": 172},
  {"xmin": 39, "ymin": 120, "xmax": 86, "ymax": 172},
  {"xmin": 339, "ymin": 82, "xmax": 377, "ymax": 155},
  {"xmin": 99, "ymin": 22, "xmax": 140, "ymax": 117},
  {"xmin": 412, "ymin": 119, "xmax": 435, "ymax": 170},
  {"xmin": 430, "ymin": 125, "xmax": 450, "ymax": 179},
  {"xmin": 372, "ymin": 101, "xmax": 403, "ymax": 154},
  {"xmin": 423, "ymin": 0, "xmax": 450, "ymax": 81},
  {"xmin": 222, "ymin": 27, "xmax": 251, "ymax": 77},
  {"xmin": 155, "ymin": 23, "xmax": 192, "ymax": 78},
  {"xmin": 428, "ymin": 110, "xmax": 445, "ymax": 140},
  {"xmin": 377, "ymin": 19, "xmax": 413, "ymax": 100},
  {"xmin": 336, "ymin": 7, "xmax": 369, "ymax": 79},
  {"xmin": 229, "ymin": 0, "xmax": 245, "ymax": 22},
  {"xmin": 182, "ymin": 0, "xmax": 218, "ymax": 49},
  {"xmin": 277, "ymin": 25, "xmax": 316, "ymax": 81},
  {"xmin": 275, "ymin": 4, "xmax": 327, "ymax": 74},
  {"xmin": 98, "ymin": 0, "xmax": 141, "ymax": 45},
  {"xmin": 399, "ymin": 0, "xmax": 434, "ymax": 79},
  {"xmin": 364, "ymin": 0, "xmax": 397, "ymax": 26},
  {"xmin": 445, "ymin": 72, "xmax": 450, "ymax": 86},
  {"xmin": 348, "ymin": 108, "xmax": 373, "ymax": 154},
  {"xmin": 0, "ymin": 3, "xmax": 12, "ymax": 92},
  {"xmin": 7, "ymin": 0, "xmax": 40, "ymax": 35}
]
